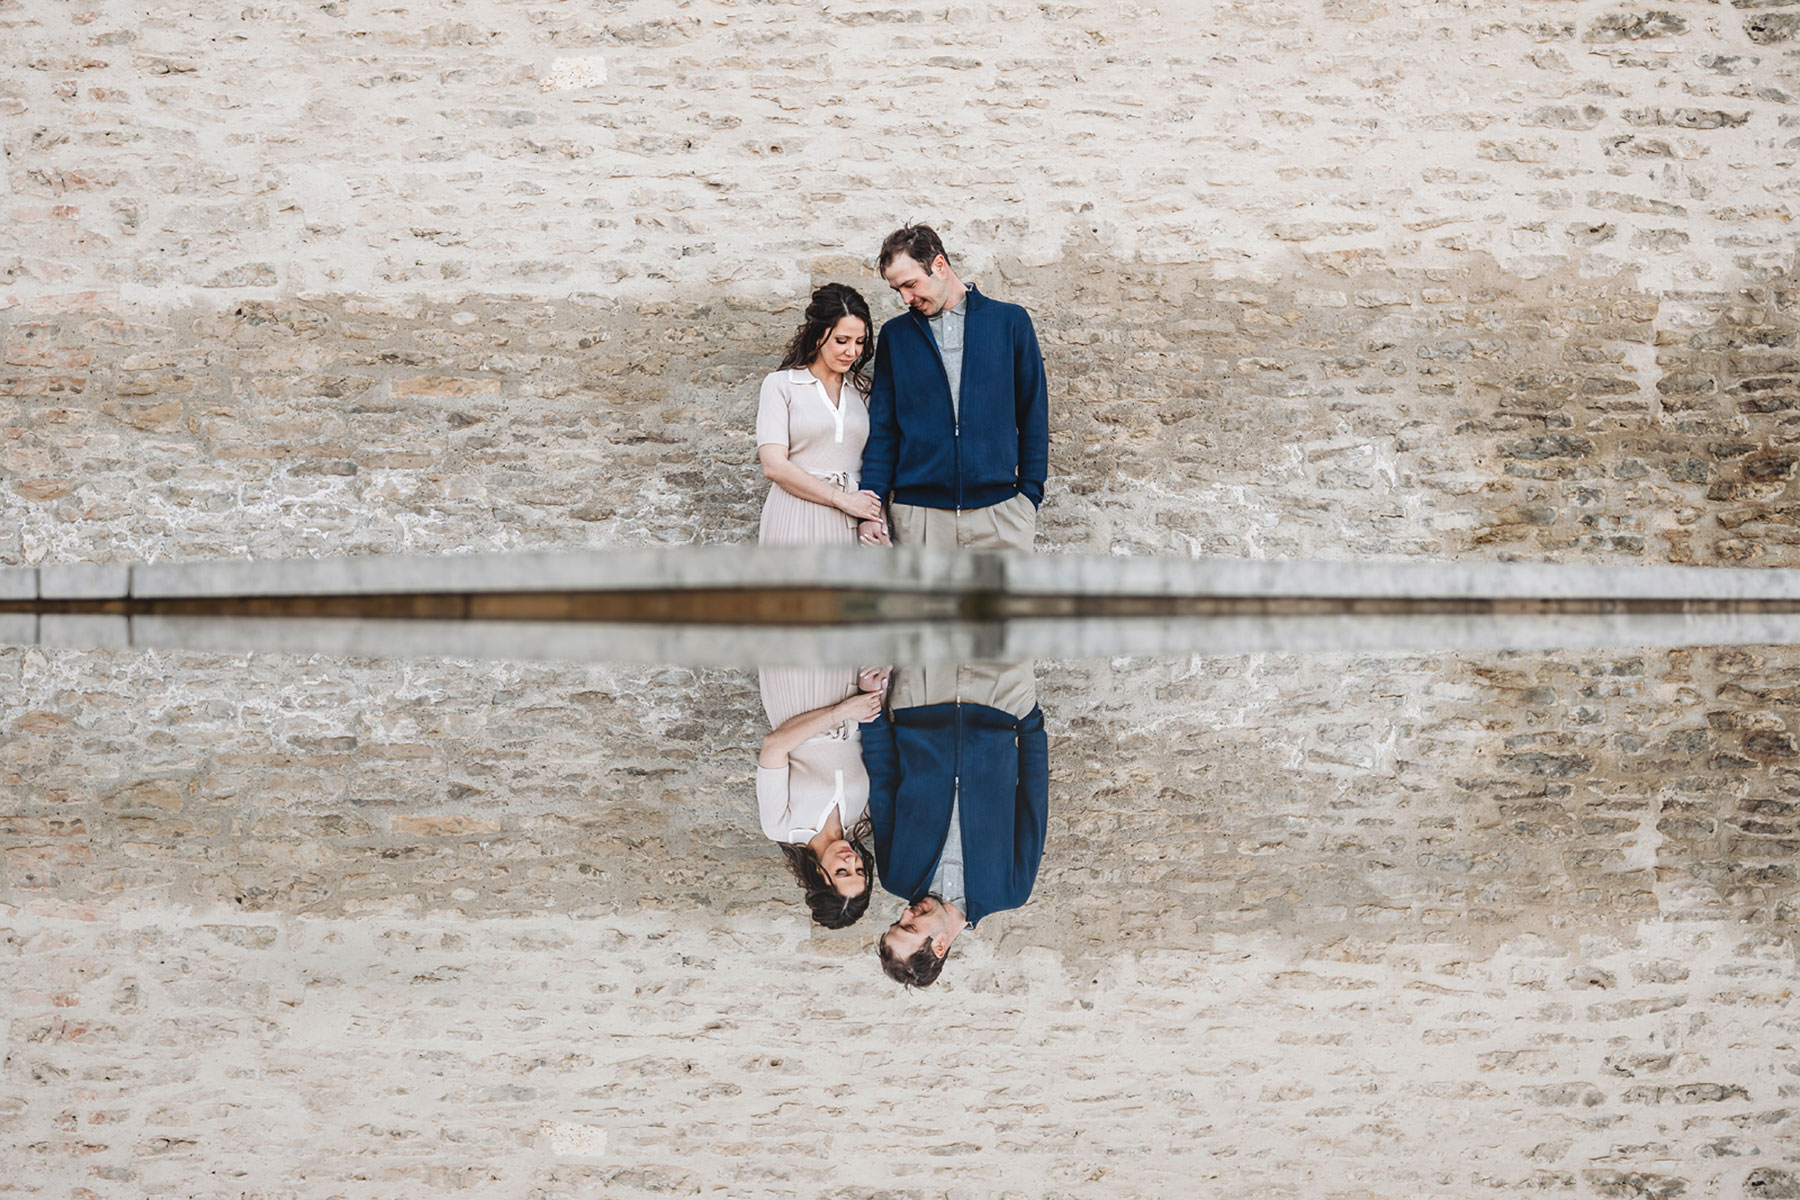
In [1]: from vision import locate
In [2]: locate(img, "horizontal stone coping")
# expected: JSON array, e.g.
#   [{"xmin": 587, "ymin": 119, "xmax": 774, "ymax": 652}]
[
  {"xmin": 14, "ymin": 547, "xmax": 990, "ymax": 600},
  {"xmin": 12, "ymin": 611, "xmax": 1800, "ymax": 666},
  {"xmin": 9, "ymin": 548, "xmax": 1800, "ymax": 602}
]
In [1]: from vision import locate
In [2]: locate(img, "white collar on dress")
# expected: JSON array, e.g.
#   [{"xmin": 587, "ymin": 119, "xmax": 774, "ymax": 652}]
[
  {"xmin": 788, "ymin": 367, "xmax": 853, "ymax": 442},
  {"xmin": 786, "ymin": 770, "xmax": 847, "ymax": 842},
  {"xmin": 787, "ymin": 367, "xmax": 861, "ymax": 393}
]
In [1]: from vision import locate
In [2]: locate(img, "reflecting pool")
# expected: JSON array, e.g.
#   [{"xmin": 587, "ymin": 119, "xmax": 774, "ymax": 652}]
[{"xmin": 3, "ymin": 635, "xmax": 1796, "ymax": 1198}]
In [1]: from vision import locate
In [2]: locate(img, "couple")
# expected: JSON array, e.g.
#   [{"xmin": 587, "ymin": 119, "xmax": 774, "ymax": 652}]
[
  {"xmin": 753, "ymin": 223, "xmax": 1049, "ymax": 553},
  {"xmin": 754, "ymin": 224, "xmax": 1051, "ymax": 986}
]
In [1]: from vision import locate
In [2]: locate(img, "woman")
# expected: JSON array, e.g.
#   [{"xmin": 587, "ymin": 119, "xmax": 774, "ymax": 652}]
[
  {"xmin": 758, "ymin": 667, "xmax": 886, "ymax": 928},
  {"xmin": 755, "ymin": 283, "xmax": 884, "ymax": 544}
]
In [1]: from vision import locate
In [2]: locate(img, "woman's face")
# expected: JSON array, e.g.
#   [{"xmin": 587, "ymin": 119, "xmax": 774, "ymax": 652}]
[
  {"xmin": 813, "ymin": 315, "xmax": 867, "ymax": 376},
  {"xmin": 818, "ymin": 838, "xmax": 868, "ymax": 898}
]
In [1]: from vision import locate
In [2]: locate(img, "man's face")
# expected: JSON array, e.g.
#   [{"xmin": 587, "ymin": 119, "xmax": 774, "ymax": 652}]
[
  {"xmin": 881, "ymin": 895, "xmax": 948, "ymax": 960},
  {"xmin": 882, "ymin": 252, "xmax": 952, "ymax": 317}
]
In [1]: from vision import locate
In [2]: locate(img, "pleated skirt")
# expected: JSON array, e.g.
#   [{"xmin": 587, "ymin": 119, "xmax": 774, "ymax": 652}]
[
  {"xmin": 757, "ymin": 483, "xmax": 858, "ymax": 546},
  {"xmin": 759, "ymin": 666, "xmax": 860, "ymax": 730}
]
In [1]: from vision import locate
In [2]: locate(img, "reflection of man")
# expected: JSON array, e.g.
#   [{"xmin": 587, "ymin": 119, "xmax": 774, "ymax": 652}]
[
  {"xmin": 857, "ymin": 224, "xmax": 1049, "ymax": 552},
  {"xmin": 861, "ymin": 662, "xmax": 1049, "ymax": 988}
]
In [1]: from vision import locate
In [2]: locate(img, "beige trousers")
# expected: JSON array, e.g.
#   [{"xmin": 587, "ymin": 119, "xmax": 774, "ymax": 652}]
[
  {"xmin": 889, "ymin": 492, "xmax": 1037, "ymax": 552},
  {"xmin": 890, "ymin": 661, "xmax": 1037, "ymax": 720}
]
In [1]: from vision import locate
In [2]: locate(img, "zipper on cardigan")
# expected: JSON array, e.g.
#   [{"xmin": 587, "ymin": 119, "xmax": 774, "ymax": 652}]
[{"xmin": 916, "ymin": 308, "xmax": 961, "ymax": 510}]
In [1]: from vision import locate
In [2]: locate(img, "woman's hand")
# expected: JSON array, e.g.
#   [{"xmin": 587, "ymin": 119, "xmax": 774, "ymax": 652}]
[
  {"xmin": 858, "ymin": 518, "xmax": 891, "ymax": 546},
  {"xmin": 837, "ymin": 489, "xmax": 884, "ymax": 522},
  {"xmin": 858, "ymin": 666, "xmax": 891, "ymax": 696},
  {"xmin": 834, "ymin": 691, "xmax": 884, "ymax": 724}
]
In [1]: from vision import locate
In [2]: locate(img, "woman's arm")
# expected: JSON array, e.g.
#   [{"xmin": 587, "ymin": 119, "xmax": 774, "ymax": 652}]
[
  {"xmin": 758, "ymin": 445, "xmax": 882, "ymax": 520},
  {"xmin": 758, "ymin": 691, "xmax": 883, "ymax": 768}
]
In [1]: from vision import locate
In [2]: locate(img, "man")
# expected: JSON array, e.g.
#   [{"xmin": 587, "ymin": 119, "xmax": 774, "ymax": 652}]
[
  {"xmin": 858, "ymin": 225, "xmax": 1049, "ymax": 551},
  {"xmin": 862, "ymin": 661, "xmax": 1049, "ymax": 988}
]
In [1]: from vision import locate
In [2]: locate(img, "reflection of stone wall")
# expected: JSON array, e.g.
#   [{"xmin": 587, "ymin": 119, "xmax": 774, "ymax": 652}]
[
  {"xmin": 5, "ymin": 1, "xmax": 1800, "ymax": 565},
  {"xmin": 1, "ymin": 648, "xmax": 772, "ymax": 916},
  {"xmin": 7, "ymin": 911, "xmax": 1789, "ymax": 1198},
  {"xmin": 1047, "ymin": 645, "xmax": 1800, "ymax": 957},
  {"xmin": 4, "ymin": 645, "xmax": 1797, "ymax": 1195}
]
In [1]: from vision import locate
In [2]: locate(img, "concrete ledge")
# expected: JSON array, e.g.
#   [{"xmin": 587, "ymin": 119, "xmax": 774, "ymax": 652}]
[
  {"xmin": 39, "ymin": 562, "xmax": 129, "ymax": 600},
  {"xmin": 0, "ymin": 567, "xmax": 37, "ymax": 601},
  {"xmin": 99, "ymin": 547, "xmax": 1800, "ymax": 605},
  {"xmin": 131, "ymin": 545, "xmax": 990, "ymax": 598}
]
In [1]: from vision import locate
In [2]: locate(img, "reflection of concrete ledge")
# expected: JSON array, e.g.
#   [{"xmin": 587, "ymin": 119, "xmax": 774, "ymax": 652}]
[
  {"xmin": 120, "ymin": 617, "xmax": 1002, "ymax": 666},
  {"xmin": 1001, "ymin": 555, "xmax": 1800, "ymax": 601},
  {"xmin": 16, "ymin": 611, "xmax": 1800, "ymax": 666}
]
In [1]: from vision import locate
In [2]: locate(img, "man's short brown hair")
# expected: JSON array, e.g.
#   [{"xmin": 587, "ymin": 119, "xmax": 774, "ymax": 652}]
[
  {"xmin": 878, "ymin": 224, "xmax": 951, "ymax": 275},
  {"xmin": 878, "ymin": 928, "xmax": 950, "ymax": 988}
]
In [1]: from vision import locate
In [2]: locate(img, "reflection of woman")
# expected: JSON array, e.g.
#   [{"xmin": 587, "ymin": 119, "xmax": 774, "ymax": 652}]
[
  {"xmin": 758, "ymin": 667, "xmax": 886, "ymax": 928},
  {"xmin": 756, "ymin": 284, "xmax": 883, "ymax": 544}
]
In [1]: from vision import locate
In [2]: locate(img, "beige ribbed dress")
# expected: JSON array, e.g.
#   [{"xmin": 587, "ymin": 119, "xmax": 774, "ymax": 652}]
[
  {"xmin": 755, "ymin": 367, "xmax": 870, "ymax": 545},
  {"xmin": 756, "ymin": 667, "xmax": 870, "ymax": 844}
]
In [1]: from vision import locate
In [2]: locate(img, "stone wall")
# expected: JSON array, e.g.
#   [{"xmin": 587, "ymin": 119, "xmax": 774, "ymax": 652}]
[
  {"xmin": 2, "ymin": 0, "xmax": 1798, "ymax": 565},
  {"xmin": 3, "ymin": 643, "xmax": 1797, "ymax": 1196}
]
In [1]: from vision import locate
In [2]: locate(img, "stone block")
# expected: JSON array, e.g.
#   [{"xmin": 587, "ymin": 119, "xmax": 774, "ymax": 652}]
[
  {"xmin": 39, "ymin": 562, "xmax": 128, "ymax": 599},
  {"xmin": 393, "ymin": 815, "xmax": 504, "ymax": 837},
  {"xmin": 0, "ymin": 566, "xmax": 36, "ymax": 600}
]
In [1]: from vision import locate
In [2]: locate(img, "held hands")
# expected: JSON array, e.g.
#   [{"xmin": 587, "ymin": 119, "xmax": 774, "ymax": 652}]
[
  {"xmin": 858, "ymin": 517, "xmax": 891, "ymax": 546},
  {"xmin": 858, "ymin": 666, "xmax": 891, "ymax": 696},
  {"xmin": 837, "ymin": 489, "xmax": 884, "ymax": 522},
  {"xmin": 835, "ymin": 691, "xmax": 884, "ymax": 724}
]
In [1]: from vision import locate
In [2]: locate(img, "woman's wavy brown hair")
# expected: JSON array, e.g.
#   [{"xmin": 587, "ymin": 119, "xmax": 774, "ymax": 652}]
[
  {"xmin": 777, "ymin": 283, "xmax": 875, "ymax": 395},
  {"xmin": 778, "ymin": 815, "xmax": 876, "ymax": 929}
]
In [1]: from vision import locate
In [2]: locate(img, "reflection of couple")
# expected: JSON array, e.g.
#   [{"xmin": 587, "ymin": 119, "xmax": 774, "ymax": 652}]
[
  {"xmin": 753, "ymin": 224, "xmax": 1051, "ymax": 985},
  {"xmin": 754, "ymin": 223, "xmax": 1048, "ymax": 552},
  {"xmin": 758, "ymin": 660, "xmax": 1048, "ymax": 991}
]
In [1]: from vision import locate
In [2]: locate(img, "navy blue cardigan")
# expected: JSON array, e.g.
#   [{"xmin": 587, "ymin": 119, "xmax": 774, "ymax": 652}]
[
  {"xmin": 860, "ymin": 286, "xmax": 1050, "ymax": 512},
  {"xmin": 861, "ymin": 701, "xmax": 1050, "ymax": 929}
]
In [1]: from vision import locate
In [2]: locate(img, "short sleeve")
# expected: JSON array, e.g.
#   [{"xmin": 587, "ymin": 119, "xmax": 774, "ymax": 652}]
[
  {"xmin": 756, "ymin": 765, "xmax": 793, "ymax": 841},
  {"xmin": 755, "ymin": 374, "xmax": 790, "ymax": 449}
]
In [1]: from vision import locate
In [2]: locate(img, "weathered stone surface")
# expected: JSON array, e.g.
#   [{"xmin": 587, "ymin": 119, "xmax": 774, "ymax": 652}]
[
  {"xmin": 0, "ymin": 259, "xmax": 1797, "ymax": 565},
  {"xmin": 0, "ymin": 0, "xmax": 1795, "ymax": 567}
]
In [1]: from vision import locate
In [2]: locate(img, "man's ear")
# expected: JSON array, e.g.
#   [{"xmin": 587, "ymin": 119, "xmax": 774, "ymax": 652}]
[
  {"xmin": 931, "ymin": 932, "xmax": 951, "ymax": 960},
  {"xmin": 931, "ymin": 254, "xmax": 948, "ymax": 277}
]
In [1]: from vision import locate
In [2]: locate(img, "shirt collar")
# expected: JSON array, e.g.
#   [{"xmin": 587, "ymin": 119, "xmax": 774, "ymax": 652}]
[{"xmin": 911, "ymin": 284, "xmax": 981, "ymax": 329}]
